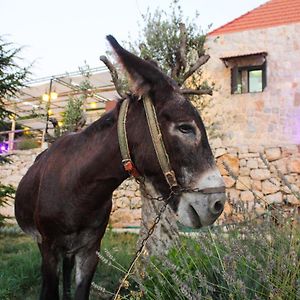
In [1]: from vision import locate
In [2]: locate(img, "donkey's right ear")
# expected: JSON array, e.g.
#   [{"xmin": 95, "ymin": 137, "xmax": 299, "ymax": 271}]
[{"xmin": 106, "ymin": 35, "xmax": 176, "ymax": 97}]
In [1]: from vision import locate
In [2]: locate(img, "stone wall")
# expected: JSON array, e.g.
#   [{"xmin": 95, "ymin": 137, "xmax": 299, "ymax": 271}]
[
  {"xmin": 0, "ymin": 145, "xmax": 299, "ymax": 227},
  {"xmin": 0, "ymin": 149, "xmax": 142, "ymax": 227},
  {"xmin": 210, "ymin": 139, "xmax": 300, "ymax": 222}
]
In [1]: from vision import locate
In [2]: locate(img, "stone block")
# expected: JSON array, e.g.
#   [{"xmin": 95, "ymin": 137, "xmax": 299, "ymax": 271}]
[
  {"xmin": 110, "ymin": 208, "xmax": 141, "ymax": 228},
  {"xmin": 265, "ymin": 192, "xmax": 283, "ymax": 204},
  {"xmin": 287, "ymin": 159, "xmax": 300, "ymax": 173},
  {"xmin": 239, "ymin": 159, "xmax": 247, "ymax": 167},
  {"xmin": 130, "ymin": 197, "xmax": 142, "ymax": 209},
  {"xmin": 217, "ymin": 154, "xmax": 239, "ymax": 177},
  {"xmin": 253, "ymin": 190, "xmax": 264, "ymax": 202},
  {"xmin": 240, "ymin": 191, "xmax": 255, "ymax": 202},
  {"xmin": 247, "ymin": 159, "xmax": 259, "ymax": 169},
  {"xmin": 252, "ymin": 180, "xmax": 262, "ymax": 191},
  {"xmin": 286, "ymin": 194, "xmax": 300, "ymax": 205},
  {"xmin": 238, "ymin": 146, "xmax": 249, "ymax": 154},
  {"xmin": 282, "ymin": 145, "xmax": 299, "ymax": 156},
  {"xmin": 215, "ymin": 148, "xmax": 227, "ymax": 158},
  {"xmin": 210, "ymin": 137, "xmax": 223, "ymax": 149},
  {"xmin": 116, "ymin": 197, "xmax": 130, "ymax": 208},
  {"xmin": 261, "ymin": 179, "xmax": 280, "ymax": 195},
  {"xmin": 265, "ymin": 147, "xmax": 281, "ymax": 161},
  {"xmin": 236, "ymin": 176, "xmax": 251, "ymax": 191},
  {"xmin": 250, "ymin": 169, "xmax": 271, "ymax": 180},
  {"xmin": 248, "ymin": 145, "xmax": 264, "ymax": 153},
  {"xmin": 226, "ymin": 188, "xmax": 240, "ymax": 203},
  {"xmin": 240, "ymin": 167, "xmax": 250, "ymax": 176},
  {"xmin": 226, "ymin": 147, "xmax": 238, "ymax": 156},
  {"xmin": 223, "ymin": 176, "xmax": 235, "ymax": 188},
  {"xmin": 239, "ymin": 152, "xmax": 260, "ymax": 159}
]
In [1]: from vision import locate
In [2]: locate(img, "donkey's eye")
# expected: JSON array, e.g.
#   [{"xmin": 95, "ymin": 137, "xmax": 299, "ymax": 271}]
[{"xmin": 177, "ymin": 124, "xmax": 195, "ymax": 134}]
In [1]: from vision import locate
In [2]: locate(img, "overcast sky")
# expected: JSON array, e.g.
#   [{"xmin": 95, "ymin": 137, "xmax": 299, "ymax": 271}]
[{"xmin": 1, "ymin": 0, "xmax": 267, "ymax": 79}]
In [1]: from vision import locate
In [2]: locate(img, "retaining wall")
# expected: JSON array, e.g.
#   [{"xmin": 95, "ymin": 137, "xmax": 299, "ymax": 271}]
[{"xmin": 0, "ymin": 142, "xmax": 299, "ymax": 227}]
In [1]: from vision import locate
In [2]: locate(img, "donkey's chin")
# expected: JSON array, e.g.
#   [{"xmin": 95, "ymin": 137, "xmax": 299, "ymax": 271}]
[{"xmin": 176, "ymin": 192, "xmax": 226, "ymax": 229}]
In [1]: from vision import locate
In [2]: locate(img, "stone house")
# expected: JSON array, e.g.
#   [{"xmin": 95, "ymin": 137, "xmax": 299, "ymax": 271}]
[
  {"xmin": 201, "ymin": 0, "xmax": 300, "ymax": 214},
  {"xmin": 203, "ymin": 0, "xmax": 300, "ymax": 147}
]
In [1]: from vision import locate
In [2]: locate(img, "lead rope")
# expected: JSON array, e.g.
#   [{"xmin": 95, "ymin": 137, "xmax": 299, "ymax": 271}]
[{"xmin": 112, "ymin": 188, "xmax": 176, "ymax": 300}]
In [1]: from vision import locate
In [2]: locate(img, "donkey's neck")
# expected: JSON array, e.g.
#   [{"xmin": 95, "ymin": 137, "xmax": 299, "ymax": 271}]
[{"xmin": 77, "ymin": 108, "xmax": 128, "ymax": 189}]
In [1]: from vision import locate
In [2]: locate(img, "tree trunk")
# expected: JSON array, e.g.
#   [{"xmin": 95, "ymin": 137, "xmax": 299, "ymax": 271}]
[{"xmin": 137, "ymin": 190, "xmax": 180, "ymax": 257}]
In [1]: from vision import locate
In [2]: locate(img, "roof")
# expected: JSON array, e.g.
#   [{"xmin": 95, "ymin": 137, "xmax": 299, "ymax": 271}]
[{"xmin": 209, "ymin": 0, "xmax": 300, "ymax": 36}]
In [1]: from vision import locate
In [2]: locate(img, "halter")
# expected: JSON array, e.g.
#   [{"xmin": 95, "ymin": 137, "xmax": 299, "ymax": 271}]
[{"xmin": 117, "ymin": 96, "xmax": 178, "ymax": 189}]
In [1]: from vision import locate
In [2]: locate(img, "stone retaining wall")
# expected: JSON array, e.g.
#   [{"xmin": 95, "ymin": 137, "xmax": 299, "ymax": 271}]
[{"xmin": 0, "ymin": 143, "xmax": 299, "ymax": 227}]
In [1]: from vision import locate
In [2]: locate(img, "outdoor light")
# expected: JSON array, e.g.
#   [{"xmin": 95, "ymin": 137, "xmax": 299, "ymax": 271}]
[
  {"xmin": 90, "ymin": 101, "xmax": 97, "ymax": 108},
  {"xmin": 42, "ymin": 93, "xmax": 50, "ymax": 102},
  {"xmin": 50, "ymin": 91, "xmax": 58, "ymax": 100},
  {"xmin": 58, "ymin": 121, "xmax": 63, "ymax": 127}
]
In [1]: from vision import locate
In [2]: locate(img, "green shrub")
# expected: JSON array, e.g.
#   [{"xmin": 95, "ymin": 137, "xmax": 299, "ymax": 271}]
[
  {"xmin": 135, "ymin": 216, "xmax": 300, "ymax": 300},
  {"xmin": 18, "ymin": 138, "xmax": 40, "ymax": 150},
  {"xmin": 0, "ymin": 184, "xmax": 15, "ymax": 227}
]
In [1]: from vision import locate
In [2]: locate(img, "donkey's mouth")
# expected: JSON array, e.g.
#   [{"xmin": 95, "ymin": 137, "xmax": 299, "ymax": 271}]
[{"xmin": 188, "ymin": 204, "xmax": 202, "ymax": 228}]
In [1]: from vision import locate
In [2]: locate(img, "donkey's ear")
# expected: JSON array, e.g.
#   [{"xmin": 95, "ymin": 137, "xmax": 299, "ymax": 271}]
[{"xmin": 106, "ymin": 35, "xmax": 176, "ymax": 97}]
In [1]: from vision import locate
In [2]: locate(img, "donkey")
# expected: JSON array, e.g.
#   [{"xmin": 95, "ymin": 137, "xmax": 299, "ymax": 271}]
[{"xmin": 15, "ymin": 35, "xmax": 226, "ymax": 300}]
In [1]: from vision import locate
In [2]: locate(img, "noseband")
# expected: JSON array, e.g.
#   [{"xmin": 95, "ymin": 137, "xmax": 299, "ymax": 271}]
[{"xmin": 118, "ymin": 96, "xmax": 178, "ymax": 189}]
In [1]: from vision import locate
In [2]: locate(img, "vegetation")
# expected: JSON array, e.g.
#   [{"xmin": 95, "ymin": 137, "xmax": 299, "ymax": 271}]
[
  {"xmin": 17, "ymin": 138, "xmax": 40, "ymax": 150},
  {"xmin": 102, "ymin": 0, "xmax": 216, "ymax": 136},
  {"xmin": 90, "ymin": 207, "xmax": 299, "ymax": 300},
  {"xmin": 0, "ymin": 230, "xmax": 138, "ymax": 300},
  {"xmin": 0, "ymin": 36, "xmax": 30, "ymax": 130},
  {"xmin": 0, "ymin": 183, "xmax": 15, "ymax": 227},
  {"xmin": 61, "ymin": 64, "xmax": 94, "ymax": 134},
  {"xmin": 0, "ymin": 36, "xmax": 29, "ymax": 225}
]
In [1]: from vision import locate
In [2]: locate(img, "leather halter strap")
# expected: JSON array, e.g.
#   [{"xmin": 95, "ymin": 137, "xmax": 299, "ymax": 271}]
[{"xmin": 117, "ymin": 96, "xmax": 178, "ymax": 188}]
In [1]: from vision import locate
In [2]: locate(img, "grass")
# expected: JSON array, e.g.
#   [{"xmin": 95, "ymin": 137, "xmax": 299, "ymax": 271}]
[
  {"xmin": 1, "ymin": 215, "xmax": 299, "ymax": 300},
  {"xmin": 0, "ymin": 230, "xmax": 138, "ymax": 300}
]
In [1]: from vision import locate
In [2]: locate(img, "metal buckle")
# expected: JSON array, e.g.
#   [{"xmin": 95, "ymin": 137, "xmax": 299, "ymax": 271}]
[{"xmin": 165, "ymin": 171, "xmax": 178, "ymax": 188}]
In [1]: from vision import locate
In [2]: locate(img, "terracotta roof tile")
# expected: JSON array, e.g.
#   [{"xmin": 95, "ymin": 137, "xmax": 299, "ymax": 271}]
[{"xmin": 209, "ymin": 0, "xmax": 300, "ymax": 36}]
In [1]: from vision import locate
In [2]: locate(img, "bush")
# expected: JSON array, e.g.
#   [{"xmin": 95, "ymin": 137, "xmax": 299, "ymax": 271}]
[
  {"xmin": 136, "ymin": 217, "xmax": 299, "ymax": 300},
  {"xmin": 92, "ymin": 202, "xmax": 299, "ymax": 300},
  {"xmin": 0, "ymin": 184, "xmax": 15, "ymax": 227},
  {"xmin": 18, "ymin": 138, "xmax": 40, "ymax": 150}
]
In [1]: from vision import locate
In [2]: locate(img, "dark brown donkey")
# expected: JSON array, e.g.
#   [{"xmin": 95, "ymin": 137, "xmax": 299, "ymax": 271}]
[{"xmin": 15, "ymin": 36, "xmax": 226, "ymax": 300}]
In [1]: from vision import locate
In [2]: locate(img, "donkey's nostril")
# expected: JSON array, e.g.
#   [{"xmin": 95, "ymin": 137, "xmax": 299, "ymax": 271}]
[
  {"xmin": 214, "ymin": 201, "xmax": 223, "ymax": 213},
  {"xmin": 209, "ymin": 199, "xmax": 224, "ymax": 215}
]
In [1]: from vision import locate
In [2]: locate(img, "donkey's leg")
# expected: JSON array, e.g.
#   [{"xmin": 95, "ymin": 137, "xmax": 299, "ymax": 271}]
[
  {"xmin": 39, "ymin": 242, "xmax": 60, "ymax": 300},
  {"xmin": 74, "ymin": 245, "xmax": 99, "ymax": 300},
  {"xmin": 62, "ymin": 255, "xmax": 75, "ymax": 300}
]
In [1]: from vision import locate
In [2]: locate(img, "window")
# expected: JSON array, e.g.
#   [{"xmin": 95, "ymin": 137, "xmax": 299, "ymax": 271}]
[
  {"xmin": 221, "ymin": 52, "xmax": 267, "ymax": 94},
  {"xmin": 231, "ymin": 63, "xmax": 266, "ymax": 94}
]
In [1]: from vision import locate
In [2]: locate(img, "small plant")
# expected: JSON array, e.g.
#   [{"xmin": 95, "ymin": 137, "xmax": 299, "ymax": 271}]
[
  {"xmin": 0, "ymin": 184, "xmax": 15, "ymax": 227},
  {"xmin": 18, "ymin": 138, "xmax": 40, "ymax": 150}
]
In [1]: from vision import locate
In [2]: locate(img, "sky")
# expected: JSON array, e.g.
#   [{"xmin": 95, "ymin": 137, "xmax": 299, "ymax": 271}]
[{"xmin": 1, "ymin": 0, "xmax": 267, "ymax": 80}]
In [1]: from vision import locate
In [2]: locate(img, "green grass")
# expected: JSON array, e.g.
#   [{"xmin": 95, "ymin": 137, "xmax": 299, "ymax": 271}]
[
  {"xmin": 1, "ymin": 217, "xmax": 299, "ymax": 300},
  {"xmin": 0, "ymin": 230, "xmax": 138, "ymax": 300}
]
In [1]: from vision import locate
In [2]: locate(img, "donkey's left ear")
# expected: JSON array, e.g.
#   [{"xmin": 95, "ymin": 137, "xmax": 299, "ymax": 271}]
[{"xmin": 106, "ymin": 35, "xmax": 176, "ymax": 97}]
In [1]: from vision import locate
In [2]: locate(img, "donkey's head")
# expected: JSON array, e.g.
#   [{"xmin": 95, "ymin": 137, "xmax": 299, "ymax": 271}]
[{"xmin": 108, "ymin": 35, "xmax": 226, "ymax": 228}]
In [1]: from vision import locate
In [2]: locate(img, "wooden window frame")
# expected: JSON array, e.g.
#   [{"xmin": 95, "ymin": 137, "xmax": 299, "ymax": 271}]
[{"xmin": 231, "ymin": 61, "xmax": 266, "ymax": 94}]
